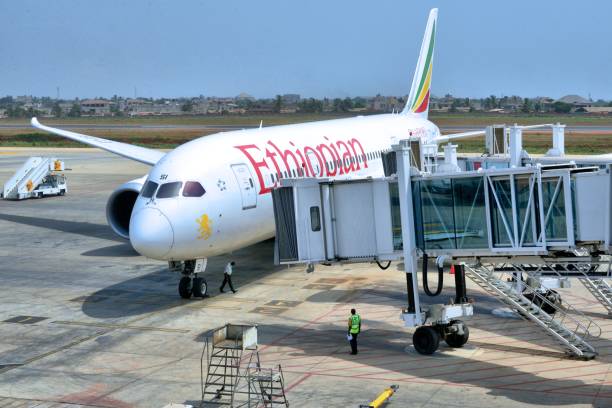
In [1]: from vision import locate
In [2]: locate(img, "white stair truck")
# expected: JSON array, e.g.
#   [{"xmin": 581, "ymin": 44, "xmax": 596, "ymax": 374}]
[{"xmin": 2, "ymin": 157, "xmax": 68, "ymax": 200}]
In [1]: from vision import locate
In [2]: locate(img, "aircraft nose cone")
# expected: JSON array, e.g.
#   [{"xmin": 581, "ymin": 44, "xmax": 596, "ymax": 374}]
[{"xmin": 129, "ymin": 207, "xmax": 174, "ymax": 259}]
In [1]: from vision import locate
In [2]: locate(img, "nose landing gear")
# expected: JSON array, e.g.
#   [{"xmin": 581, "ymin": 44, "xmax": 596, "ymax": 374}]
[{"xmin": 170, "ymin": 259, "xmax": 208, "ymax": 299}]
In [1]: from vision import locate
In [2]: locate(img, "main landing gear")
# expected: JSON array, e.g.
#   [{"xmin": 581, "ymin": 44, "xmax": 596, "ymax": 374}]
[{"xmin": 170, "ymin": 259, "xmax": 209, "ymax": 299}]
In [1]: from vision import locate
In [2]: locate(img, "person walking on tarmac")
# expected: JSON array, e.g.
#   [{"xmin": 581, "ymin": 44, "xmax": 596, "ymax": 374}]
[
  {"xmin": 348, "ymin": 308, "xmax": 361, "ymax": 355},
  {"xmin": 220, "ymin": 261, "xmax": 237, "ymax": 293}
]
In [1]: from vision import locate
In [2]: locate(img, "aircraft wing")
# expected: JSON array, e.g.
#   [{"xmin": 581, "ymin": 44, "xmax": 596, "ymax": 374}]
[
  {"xmin": 433, "ymin": 130, "xmax": 486, "ymax": 144},
  {"xmin": 31, "ymin": 117, "xmax": 164, "ymax": 166}
]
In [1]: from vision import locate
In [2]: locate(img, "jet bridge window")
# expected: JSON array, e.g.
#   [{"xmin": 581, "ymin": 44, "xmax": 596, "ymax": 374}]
[
  {"xmin": 140, "ymin": 181, "xmax": 159, "ymax": 198},
  {"xmin": 183, "ymin": 181, "xmax": 206, "ymax": 197},
  {"xmin": 310, "ymin": 206, "xmax": 321, "ymax": 231},
  {"xmin": 413, "ymin": 176, "xmax": 488, "ymax": 251},
  {"xmin": 156, "ymin": 181, "xmax": 183, "ymax": 198}
]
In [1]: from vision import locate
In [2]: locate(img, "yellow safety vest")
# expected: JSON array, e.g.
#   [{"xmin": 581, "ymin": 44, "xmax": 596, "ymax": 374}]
[{"xmin": 349, "ymin": 314, "xmax": 361, "ymax": 334}]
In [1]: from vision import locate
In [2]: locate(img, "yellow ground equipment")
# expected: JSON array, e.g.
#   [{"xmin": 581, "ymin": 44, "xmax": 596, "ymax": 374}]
[{"xmin": 359, "ymin": 384, "xmax": 398, "ymax": 408}]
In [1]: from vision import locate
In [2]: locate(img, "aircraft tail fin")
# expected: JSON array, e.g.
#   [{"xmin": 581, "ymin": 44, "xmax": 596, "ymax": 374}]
[{"xmin": 402, "ymin": 8, "xmax": 438, "ymax": 118}]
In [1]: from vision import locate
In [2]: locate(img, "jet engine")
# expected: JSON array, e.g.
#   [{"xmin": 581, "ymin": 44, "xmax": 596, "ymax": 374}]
[{"xmin": 105, "ymin": 176, "xmax": 147, "ymax": 239}]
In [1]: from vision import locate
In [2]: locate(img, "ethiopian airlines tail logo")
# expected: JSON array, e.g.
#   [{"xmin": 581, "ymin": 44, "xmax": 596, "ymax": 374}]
[
  {"xmin": 410, "ymin": 20, "xmax": 435, "ymax": 114},
  {"xmin": 196, "ymin": 214, "xmax": 212, "ymax": 240}
]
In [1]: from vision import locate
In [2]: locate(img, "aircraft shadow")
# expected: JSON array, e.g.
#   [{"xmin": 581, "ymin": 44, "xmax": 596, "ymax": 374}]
[
  {"xmin": 80, "ymin": 240, "xmax": 285, "ymax": 319},
  {"xmin": 0, "ymin": 213, "xmax": 122, "ymax": 242},
  {"xmin": 81, "ymin": 243, "xmax": 139, "ymax": 257}
]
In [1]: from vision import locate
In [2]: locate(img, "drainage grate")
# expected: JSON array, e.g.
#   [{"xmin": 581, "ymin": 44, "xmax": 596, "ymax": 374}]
[
  {"xmin": 250, "ymin": 306, "xmax": 288, "ymax": 315},
  {"xmin": 316, "ymin": 278, "xmax": 348, "ymax": 284},
  {"xmin": 3, "ymin": 316, "xmax": 48, "ymax": 324},
  {"xmin": 303, "ymin": 284, "xmax": 335, "ymax": 290},
  {"xmin": 266, "ymin": 300, "xmax": 302, "ymax": 307}
]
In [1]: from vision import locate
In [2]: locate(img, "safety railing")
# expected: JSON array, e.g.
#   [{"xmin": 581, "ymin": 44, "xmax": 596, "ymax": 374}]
[{"xmin": 481, "ymin": 263, "xmax": 602, "ymax": 340}]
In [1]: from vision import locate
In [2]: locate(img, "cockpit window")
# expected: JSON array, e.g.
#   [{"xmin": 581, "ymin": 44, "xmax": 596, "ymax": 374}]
[
  {"xmin": 141, "ymin": 181, "xmax": 159, "ymax": 198},
  {"xmin": 156, "ymin": 181, "xmax": 183, "ymax": 198},
  {"xmin": 183, "ymin": 181, "xmax": 206, "ymax": 197}
]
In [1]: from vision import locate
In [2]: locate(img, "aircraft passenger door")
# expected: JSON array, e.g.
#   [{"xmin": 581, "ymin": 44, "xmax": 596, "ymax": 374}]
[{"xmin": 231, "ymin": 163, "xmax": 257, "ymax": 209}]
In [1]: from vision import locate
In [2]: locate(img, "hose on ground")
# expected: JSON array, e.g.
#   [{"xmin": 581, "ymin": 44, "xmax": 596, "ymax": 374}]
[{"xmin": 423, "ymin": 254, "xmax": 443, "ymax": 296}]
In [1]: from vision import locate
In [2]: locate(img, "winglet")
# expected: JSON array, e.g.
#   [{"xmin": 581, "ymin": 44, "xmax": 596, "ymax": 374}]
[
  {"xmin": 402, "ymin": 8, "xmax": 438, "ymax": 117},
  {"xmin": 31, "ymin": 117, "xmax": 40, "ymax": 128}
]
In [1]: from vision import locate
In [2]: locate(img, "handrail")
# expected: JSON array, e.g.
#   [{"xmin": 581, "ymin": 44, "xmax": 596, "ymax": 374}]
[{"xmin": 492, "ymin": 263, "xmax": 601, "ymax": 339}]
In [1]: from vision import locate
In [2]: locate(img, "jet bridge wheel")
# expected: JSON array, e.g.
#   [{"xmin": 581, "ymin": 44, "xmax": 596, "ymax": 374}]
[
  {"xmin": 444, "ymin": 320, "xmax": 470, "ymax": 348},
  {"xmin": 178, "ymin": 276, "xmax": 193, "ymax": 299},
  {"xmin": 413, "ymin": 326, "xmax": 440, "ymax": 355}
]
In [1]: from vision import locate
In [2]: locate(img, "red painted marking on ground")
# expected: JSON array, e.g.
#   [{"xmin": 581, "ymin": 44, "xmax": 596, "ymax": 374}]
[
  {"xmin": 56, "ymin": 384, "xmax": 132, "ymax": 408},
  {"xmin": 284, "ymin": 373, "xmax": 313, "ymax": 393}
]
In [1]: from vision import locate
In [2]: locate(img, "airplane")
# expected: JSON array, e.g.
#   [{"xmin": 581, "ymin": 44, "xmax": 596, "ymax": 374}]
[{"xmin": 31, "ymin": 8, "xmax": 484, "ymax": 299}]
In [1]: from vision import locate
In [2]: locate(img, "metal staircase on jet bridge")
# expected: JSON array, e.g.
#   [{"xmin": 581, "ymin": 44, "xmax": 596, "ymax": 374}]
[
  {"xmin": 580, "ymin": 277, "xmax": 612, "ymax": 315},
  {"xmin": 464, "ymin": 264, "xmax": 601, "ymax": 359}
]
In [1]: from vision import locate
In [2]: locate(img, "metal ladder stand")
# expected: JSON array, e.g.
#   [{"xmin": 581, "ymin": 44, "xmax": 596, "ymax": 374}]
[
  {"xmin": 201, "ymin": 324, "xmax": 289, "ymax": 407},
  {"xmin": 251, "ymin": 364, "xmax": 289, "ymax": 407}
]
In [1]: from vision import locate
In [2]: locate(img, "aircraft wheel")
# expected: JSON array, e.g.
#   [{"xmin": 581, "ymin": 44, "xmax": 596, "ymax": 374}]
[
  {"xmin": 413, "ymin": 326, "xmax": 440, "ymax": 355},
  {"xmin": 178, "ymin": 276, "xmax": 193, "ymax": 299},
  {"xmin": 192, "ymin": 277, "xmax": 208, "ymax": 298},
  {"xmin": 444, "ymin": 320, "xmax": 469, "ymax": 348}
]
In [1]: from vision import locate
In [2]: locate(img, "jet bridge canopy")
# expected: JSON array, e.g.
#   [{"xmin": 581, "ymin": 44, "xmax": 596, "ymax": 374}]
[{"xmin": 272, "ymin": 164, "xmax": 612, "ymax": 264}]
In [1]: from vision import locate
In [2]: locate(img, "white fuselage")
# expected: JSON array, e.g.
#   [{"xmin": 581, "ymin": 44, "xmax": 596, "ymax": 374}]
[{"xmin": 128, "ymin": 113, "xmax": 440, "ymax": 261}]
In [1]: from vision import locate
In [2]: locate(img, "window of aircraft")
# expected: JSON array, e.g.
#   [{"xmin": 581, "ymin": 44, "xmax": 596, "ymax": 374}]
[
  {"xmin": 140, "ymin": 181, "xmax": 159, "ymax": 198},
  {"xmin": 156, "ymin": 181, "xmax": 183, "ymax": 198},
  {"xmin": 182, "ymin": 181, "xmax": 206, "ymax": 197}
]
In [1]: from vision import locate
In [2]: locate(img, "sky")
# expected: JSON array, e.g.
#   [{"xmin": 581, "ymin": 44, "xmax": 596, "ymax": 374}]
[{"xmin": 1, "ymin": 0, "xmax": 611, "ymax": 100}]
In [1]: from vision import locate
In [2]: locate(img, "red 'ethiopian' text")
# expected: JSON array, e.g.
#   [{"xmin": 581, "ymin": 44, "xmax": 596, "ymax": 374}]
[{"xmin": 235, "ymin": 136, "xmax": 368, "ymax": 194}]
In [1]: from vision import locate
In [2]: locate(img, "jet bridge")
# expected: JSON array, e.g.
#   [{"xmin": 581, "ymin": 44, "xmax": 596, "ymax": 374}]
[
  {"xmin": 272, "ymin": 139, "xmax": 611, "ymax": 358},
  {"xmin": 273, "ymin": 163, "xmax": 612, "ymax": 263}
]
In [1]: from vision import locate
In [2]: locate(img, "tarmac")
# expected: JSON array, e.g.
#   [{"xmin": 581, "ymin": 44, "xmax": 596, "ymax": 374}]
[{"xmin": 0, "ymin": 147, "xmax": 610, "ymax": 407}]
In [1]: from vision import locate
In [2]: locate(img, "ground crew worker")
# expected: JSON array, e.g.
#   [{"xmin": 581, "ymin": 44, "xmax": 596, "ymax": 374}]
[
  {"xmin": 348, "ymin": 308, "xmax": 361, "ymax": 355},
  {"xmin": 220, "ymin": 261, "xmax": 237, "ymax": 293}
]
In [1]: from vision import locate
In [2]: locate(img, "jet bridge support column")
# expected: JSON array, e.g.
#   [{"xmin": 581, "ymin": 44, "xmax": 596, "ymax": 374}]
[
  {"xmin": 395, "ymin": 141, "xmax": 473, "ymax": 355},
  {"xmin": 454, "ymin": 264, "xmax": 468, "ymax": 304},
  {"xmin": 395, "ymin": 140, "xmax": 421, "ymax": 323}
]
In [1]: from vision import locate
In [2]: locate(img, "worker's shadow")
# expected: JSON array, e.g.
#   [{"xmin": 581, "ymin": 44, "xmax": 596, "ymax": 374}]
[{"xmin": 253, "ymin": 319, "xmax": 611, "ymax": 406}]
